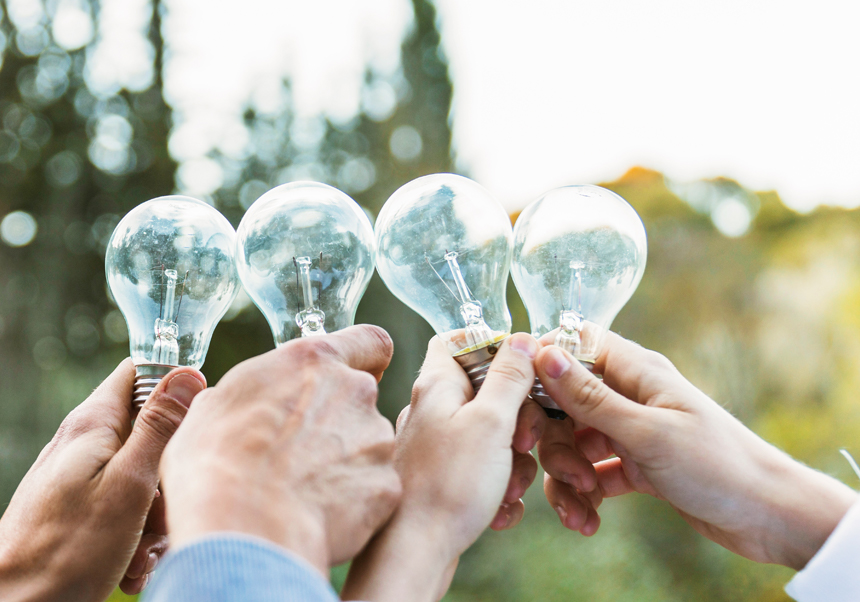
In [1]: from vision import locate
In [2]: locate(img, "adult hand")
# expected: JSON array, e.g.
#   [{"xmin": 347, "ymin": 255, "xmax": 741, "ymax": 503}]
[
  {"xmin": 0, "ymin": 359, "xmax": 205, "ymax": 601},
  {"xmin": 534, "ymin": 332, "xmax": 858, "ymax": 569},
  {"xmin": 343, "ymin": 333, "xmax": 550, "ymax": 602},
  {"xmin": 160, "ymin": 324, "xmax": 402, "ymax": 575}
]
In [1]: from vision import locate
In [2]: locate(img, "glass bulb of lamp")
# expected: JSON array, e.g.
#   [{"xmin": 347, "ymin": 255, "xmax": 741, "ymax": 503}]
[
  {"xmin": 236, "ymin": 181, "xmax": 374, "ymax": 345},
  {"xmin": 511, "ymin": 185, "xmax": 647, "ymax": 417},
  {"xmin": 105, "ymin": 195, "xmax": 240, "ymax": 408},
  {"xmin": 375, "ymin": 173, "xmax": 513, "ymax": 391}
]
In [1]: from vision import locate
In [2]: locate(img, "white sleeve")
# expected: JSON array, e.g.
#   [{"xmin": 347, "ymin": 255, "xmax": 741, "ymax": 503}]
[{"xmin": 785, "ymin": 497, "xmax": 860, "ymax": 601}]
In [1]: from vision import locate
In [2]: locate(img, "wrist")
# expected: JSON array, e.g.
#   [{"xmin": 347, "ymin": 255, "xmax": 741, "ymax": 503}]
[
  {"xmin": 343, "ymin": 511, "xmax": 457, "ymax": 602},
  {"xmin": 760, "ymin": 453, "xmax": 858, "ymax": 569},
  {"xmin": 167, "ymin": 486, "xmax": 329, "ymax": 577},
  {"xmin": 0, "ymin": 542, "xmax": 64, "ymax": 602}
]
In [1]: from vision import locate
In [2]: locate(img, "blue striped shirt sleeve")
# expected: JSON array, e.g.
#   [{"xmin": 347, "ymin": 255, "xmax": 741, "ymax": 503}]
[{"xmin": 142, "ymin": 533, "xmax": 341, "ymax": 602}]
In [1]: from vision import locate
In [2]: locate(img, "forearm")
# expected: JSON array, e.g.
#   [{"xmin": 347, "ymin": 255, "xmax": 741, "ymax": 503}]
[
  {"xmin": 760, "ymin": 455, "xmax": 858, "ymax": 570},
  {"xmin": 342, "ymin": 517, "xmax": 456, "ymax": 602}
]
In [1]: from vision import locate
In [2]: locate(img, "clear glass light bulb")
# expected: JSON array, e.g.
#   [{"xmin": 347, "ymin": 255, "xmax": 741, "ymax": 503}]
[
  {"xmin": 235, "ymin": 181, "xmax": 375, "ymax": 345},
  {"xmin": 105, "ymin": 195, "xmax": 240, "ymax": 408},
  {"xmin": 511, "ymin": 185, "xmax": 647, "ymax": 417},
  {"xmin": 375, "ymin": 173, "xmax": 513, "ymax": 390}
]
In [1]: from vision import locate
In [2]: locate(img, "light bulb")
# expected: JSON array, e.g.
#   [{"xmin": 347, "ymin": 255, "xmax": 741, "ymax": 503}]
[
  {"xmin": 375, "ymin": 173, "xmax": 513, "ymax": 391},
  {"xmin": 235, "ymin": 181, "xmax": 374, "ymax": 345},
  {"xmin": 511, "ymin": 185, "xmax": 647, "ymax": 418},
  {"xmin": 105, "ymin": 196, "xmax": 240, "ymax": 408}
]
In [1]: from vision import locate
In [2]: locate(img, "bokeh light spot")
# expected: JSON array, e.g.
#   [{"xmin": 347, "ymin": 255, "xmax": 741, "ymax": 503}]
[
  {"xmin": 389, "ymin": 125, "xmax": 422, "ymax": 162},
  {"xmin": 52, "ymin": 0, "xmax": 94, "ymax": 50},
  {"xmin": 711, "ymin": 197, "xmax": 753, "ymax": 238},
  {"xmin": 337, "ymin": 157, "xmax": 376, "ymax": 193},
  {"xmin": 239, "ymin": 179, "xmax": 270, "ymax": 210},
  {"xmin": 1, "ymin": 211, "xmax": 38, "ymax": 247},
  {"xmin": 33, "ymin": 336, "xmax": 67, "ymax": 371}
]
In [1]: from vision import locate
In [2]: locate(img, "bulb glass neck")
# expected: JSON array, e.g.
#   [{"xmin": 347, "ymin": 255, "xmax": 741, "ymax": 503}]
[{"xmin": 294, "ymin": 256, "xmax": 327, "ymax": 337}]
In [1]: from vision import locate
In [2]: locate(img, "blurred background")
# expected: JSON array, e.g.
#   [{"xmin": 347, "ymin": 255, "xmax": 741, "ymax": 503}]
[{"xmin": 1, "ymin": 0, "xmax": 859, "ymax": 600}]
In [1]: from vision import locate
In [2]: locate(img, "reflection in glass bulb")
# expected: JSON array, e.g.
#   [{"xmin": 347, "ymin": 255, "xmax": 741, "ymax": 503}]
[
  {"xmin": 375, "ymin": 173, "xmax": 513, "ymax": 391},
  {"xmin": 105, "ymin": 196, "xmax": 240, "ymax": 408},
  {"xmin": 511, "ymin": 185, "xmax": 647, "ymax": 418},
  {"xmin": 236, "ymin": 181, "xmax": 374, "ymax": 345}
]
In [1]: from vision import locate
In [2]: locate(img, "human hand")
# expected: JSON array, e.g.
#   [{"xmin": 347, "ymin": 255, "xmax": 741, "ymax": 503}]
[
  {"xmin": 0, "ymin": 359, "xmax": 205, "ymax": 601},
  {"xmin": 342, "ymin": 333, "xmax": 545, "ymax": 602},
  {"xmin": 534, "ymin": 332, "xmax": 858, "ymax": 569},
  {"xmin": 160, "ymin": 324, "xmax": 401, "ymax": 575}
]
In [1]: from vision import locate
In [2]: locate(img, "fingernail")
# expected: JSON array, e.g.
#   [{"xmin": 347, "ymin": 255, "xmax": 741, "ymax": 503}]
[
  {"xmin": 555, "ymin": 505, "xmax": 568, "ymax": 526},
  {"xmin": 509, "ymin": 334, "xmax": 537, "ymax": 359},
  {"xmin": 544, "ymin": 348, "xmax": 571, "ymax": 380},
  {"xmin": 564, "ymin": 473, "xmax": 583, "ymax": 490},
  {"xmin": 504, "ymin": 510, "xmax": 513, "ymax": 528},
  {"xmin": 165, "ymin": 374, "xmax": 204, "ymax": 408},
  {"xmin": 145, "ymin": 552, "xmax": 159, "ymax": 574}
]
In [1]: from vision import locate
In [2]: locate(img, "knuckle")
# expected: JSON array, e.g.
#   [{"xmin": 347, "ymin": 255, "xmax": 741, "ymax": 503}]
[
  {"xmin": 395, "ymin": 406, "xmax": 410, "ymax": 432},
  {"xmin": 55, "ymin": 407, "xmax": 100, "ymax": 441},
  {"xmin": 136, "ymin": 398, "xmax": 186, "ymax": 444},
  {"xmin": 645, "ymin": 349, "xmax": 676, "ymax": 373},
  {"xmin": 289, "ymin": 337, "xmax": 338, "ymax": 363},
  {"xmin": 472, "ymin": 403, "xmax": 507, "ymax": 431},
  {"xmin": 489, "ymin": 359, "xmax": 533, "ymax": 390},
  {"xmin": 350, "ymin": 370, "xmax": 380, "ymax": 406},
  {"xmin": 577, "ymin": 375, "xmax": 610, "ymax": 414}
]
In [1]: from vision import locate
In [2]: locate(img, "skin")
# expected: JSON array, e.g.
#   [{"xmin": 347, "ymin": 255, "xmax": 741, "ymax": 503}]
[
  {"xmin": 532, "ymin": 332, "xmax": 858, "ymax": 570},
  {"xmin": 342, "ymin": 332, "xmax": 544, "ymax": 602},
  {"xmin": 0, "ymin": 359, "xmax": 206, "ymax": 601},
  {"xmin": 160, "ymin": 324, "xmax": 402, "ymax": 575}
]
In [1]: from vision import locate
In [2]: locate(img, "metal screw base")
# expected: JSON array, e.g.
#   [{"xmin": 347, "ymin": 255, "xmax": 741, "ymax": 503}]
[
  {"xmin": 530, "ymin": 360, "xmax": 598, "ymax": 420},
  {"xmin": 453, "ymin": 336, "xmax": 509, "ymax": 395},
  {"xmin": 133, "ymin": 364, "xmax": 176, "ymax": 409}
]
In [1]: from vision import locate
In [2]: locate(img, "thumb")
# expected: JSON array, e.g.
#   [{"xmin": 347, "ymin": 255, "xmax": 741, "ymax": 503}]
[
  {"xmin": 535, "ymin": 346, "xmax": 651, "ymax": 445},
  {"xmin": 109, "ymin": 368, "xmax": 206, "ymax": 489},
  {"xmin": 468, "ymin": 333, "xmax": 537, "ymax": 432}
]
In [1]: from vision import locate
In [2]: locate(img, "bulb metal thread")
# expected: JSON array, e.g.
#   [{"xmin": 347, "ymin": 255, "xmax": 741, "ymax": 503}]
[
  {"xmin": 133, "ymin": 364, "xmax": 176, "ymax": 410},
  {"xmin": 453, "ymin": 336, "xmax": 508, "ymax": 395},
  {"xmin": 531, "ymin": 360, "xmax": 598, "ymax": 421}
]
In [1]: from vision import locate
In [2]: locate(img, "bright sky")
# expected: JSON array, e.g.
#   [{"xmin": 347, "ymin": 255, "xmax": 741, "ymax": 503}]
[
  {"xmin": 434, "ymin": 0, "xmax": 860, "ymax": 212},
  {"xmin": 78, "ymin": 0, "xmax": 860, "ymax": 214}
]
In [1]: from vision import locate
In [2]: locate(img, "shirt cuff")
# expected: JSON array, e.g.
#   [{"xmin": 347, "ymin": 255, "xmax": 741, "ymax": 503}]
[
  {"xmin": 785, "ymin": 496, "xmax": 860, "ymax": 601},
  {"xmin": 142, "ymin": 533, "xmax": 340, "ymax": 602}
]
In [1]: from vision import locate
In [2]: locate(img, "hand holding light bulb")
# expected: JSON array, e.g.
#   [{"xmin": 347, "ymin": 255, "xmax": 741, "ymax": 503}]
[
  {"xmin": 236, "ymin": 181, "xmax": 375, "ymax": 345},
  {"xmin": 105, "ymin": 195, "xmax": 240, "ymax": 408},
  {"xmin": 375, "ymin": 173, "xmax": 513, "ymax": 391},
  {"xmin": 511, "ymin": 185, "xmax": 647, "ymax": 418}
]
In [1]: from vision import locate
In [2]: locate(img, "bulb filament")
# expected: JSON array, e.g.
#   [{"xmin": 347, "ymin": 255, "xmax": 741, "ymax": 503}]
[
  {"xmin": 435, "ymin": 250, "xmax": 494, "ymax": 351},
  {"xmin": 293, "ymin": 256, "xmax": 327, "ymax": 337},
  {"xmin": 153, "ymin": 267, "xmax": 184, "ymax": 365},
  {"xmin": 556, "ymin": 260, "xmax": 584, "ymax": 354}
]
